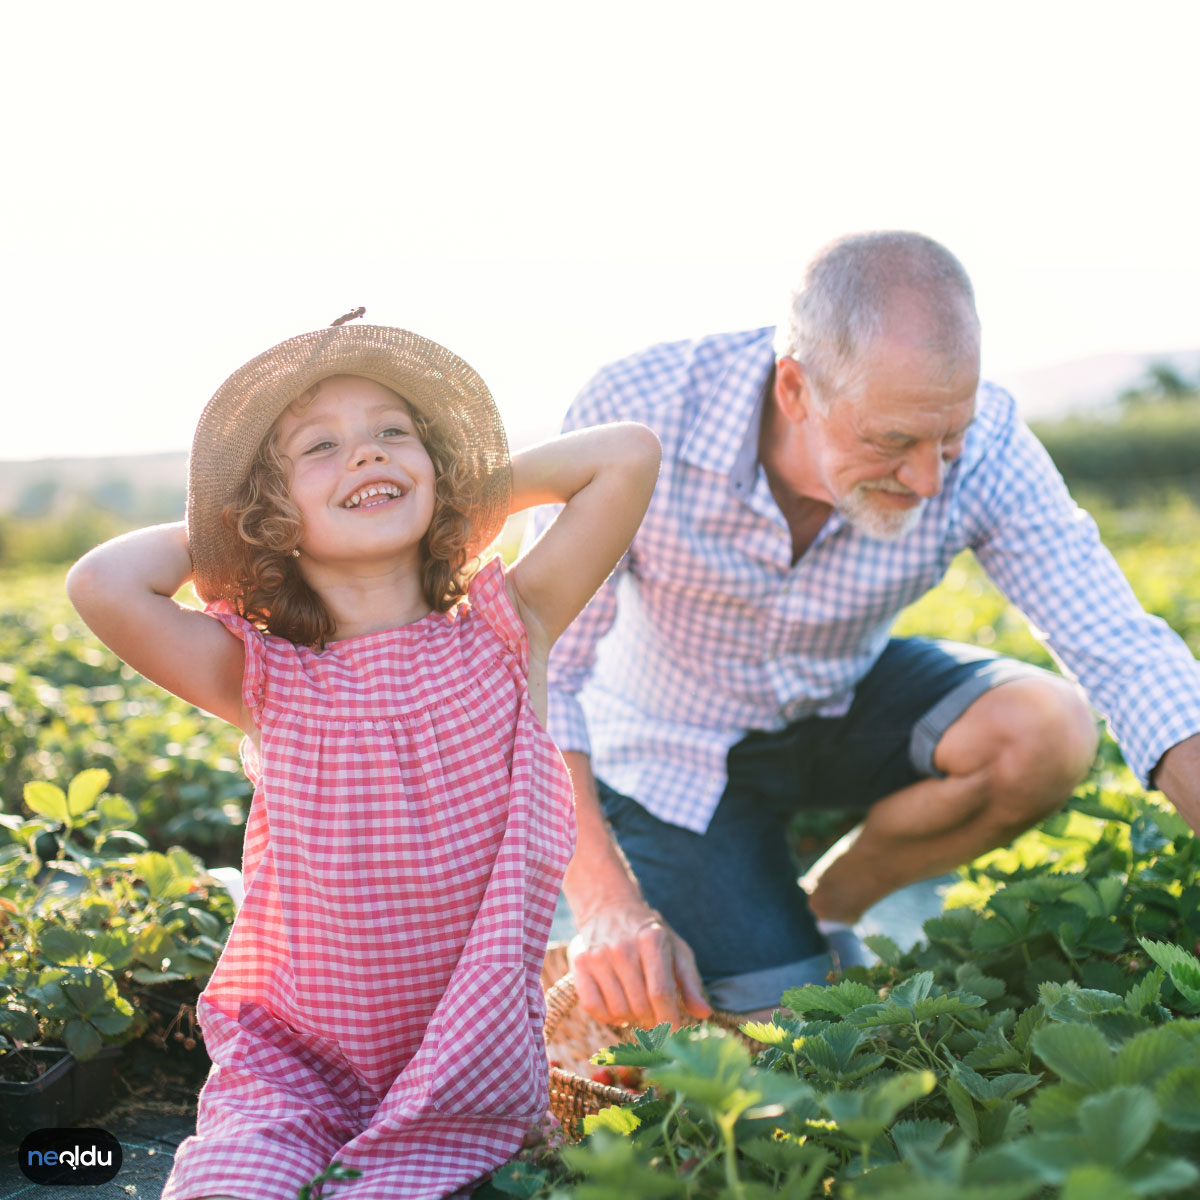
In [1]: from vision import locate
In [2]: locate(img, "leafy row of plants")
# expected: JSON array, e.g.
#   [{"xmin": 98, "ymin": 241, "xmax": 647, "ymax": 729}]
[
  {"xmin": 0, "ymin": 768, "xmax": 233, "ymax": 1074},
  {"xmin": 480, "ymin": 776, "xmax": 1200, "ymax": 1198},
  {"xmin": 0, "ymin": 568, "xmax": 250, "ymax": 860}
]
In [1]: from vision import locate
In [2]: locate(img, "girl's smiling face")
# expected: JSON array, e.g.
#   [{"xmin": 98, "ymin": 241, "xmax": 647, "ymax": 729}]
[{"xmin": 274, "ymin": 375, "xmax": 436, "ymax": 570}]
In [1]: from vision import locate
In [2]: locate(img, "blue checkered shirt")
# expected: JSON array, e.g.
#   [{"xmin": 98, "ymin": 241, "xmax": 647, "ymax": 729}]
[{"xmin": 535, "ymin": 326, "xmax": 1200, "ymax": 834}]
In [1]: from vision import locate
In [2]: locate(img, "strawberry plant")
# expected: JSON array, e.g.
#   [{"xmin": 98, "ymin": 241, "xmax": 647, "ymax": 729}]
[
  {"xmin": 0, "ymin": 767, "xmax": 234, "ymax": 1071},
  {"xmin": 481, "ymin": 780, "xmax": 1200, "ymax": 1198},
  {"xmin": 0, "ymin": 567, "xmax": 250, "ymax": 861}
]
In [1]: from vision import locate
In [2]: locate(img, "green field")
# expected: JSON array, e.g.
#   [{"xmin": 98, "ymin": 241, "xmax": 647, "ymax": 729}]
[{"xmin": 4, "ymin": 489, "xmax": 1200, "ymax": 1196}]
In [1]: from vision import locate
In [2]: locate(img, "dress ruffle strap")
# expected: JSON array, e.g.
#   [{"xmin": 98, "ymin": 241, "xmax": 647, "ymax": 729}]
[
  {"xmin": 204, "ymin": 599, "xmax": 268, "ymax": 721},
  {"xmin": 466, "ymin": 557, "xmax": 528, "ymax": 668}
]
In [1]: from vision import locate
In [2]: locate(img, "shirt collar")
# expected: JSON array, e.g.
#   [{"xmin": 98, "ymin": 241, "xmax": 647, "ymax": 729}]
[{"xmin": 681, "ymin": 327, "xmax": 776, "ymax": 485}]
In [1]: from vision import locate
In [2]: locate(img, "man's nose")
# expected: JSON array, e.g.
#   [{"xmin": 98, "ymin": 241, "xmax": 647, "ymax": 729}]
[{"xmin": 897, "ymin": 442, "xmax": 945, "ymax": 499}]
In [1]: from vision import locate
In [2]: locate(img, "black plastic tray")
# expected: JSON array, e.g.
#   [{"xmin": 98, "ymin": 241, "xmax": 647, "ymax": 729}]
[{"xmin": 0, "ymin": 1045, "xmax": 123, "ymax": 1143}]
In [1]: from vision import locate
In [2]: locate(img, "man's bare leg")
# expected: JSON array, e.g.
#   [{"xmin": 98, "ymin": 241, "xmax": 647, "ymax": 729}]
[
  {"xmin": 804, "ymin": 675, "xmax": 1098, "ymax": 926},
  {"xmin": 725, "ymin": 678, "xmax": 1096, "ymax": 1024}
]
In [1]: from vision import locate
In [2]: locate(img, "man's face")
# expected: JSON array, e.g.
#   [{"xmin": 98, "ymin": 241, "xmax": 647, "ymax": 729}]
[{"xmin": 803, "ymin": 333, "xmax": 980, "ymax": 540}]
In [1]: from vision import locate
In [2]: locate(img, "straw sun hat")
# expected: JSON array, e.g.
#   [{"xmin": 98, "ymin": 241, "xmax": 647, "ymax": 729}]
[{"xmin": 186, "ymin": 319, "xmax": 511, "ymax": 604}]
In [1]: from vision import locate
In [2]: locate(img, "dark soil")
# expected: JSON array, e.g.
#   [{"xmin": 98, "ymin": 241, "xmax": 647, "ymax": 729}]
[{"xmin": 0, "ymin": 1047, "xmax": 68, "ymax": 1084}]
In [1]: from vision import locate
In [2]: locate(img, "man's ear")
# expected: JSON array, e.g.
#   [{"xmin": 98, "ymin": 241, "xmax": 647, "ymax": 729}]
[{"xmin": 774, "ymin": 357, "xmax": 815, "ymax": 424}]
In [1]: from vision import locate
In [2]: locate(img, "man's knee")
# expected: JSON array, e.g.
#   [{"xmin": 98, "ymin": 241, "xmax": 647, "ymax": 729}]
[{"xmin": 939, "ymin": 675, "xmax": 1098, "ymax": 817}]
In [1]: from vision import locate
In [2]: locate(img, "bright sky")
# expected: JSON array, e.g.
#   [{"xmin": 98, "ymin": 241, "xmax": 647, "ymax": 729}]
[{"xmin": 3, "ymin": 1, "xmax": 1198, "ymax": 460}]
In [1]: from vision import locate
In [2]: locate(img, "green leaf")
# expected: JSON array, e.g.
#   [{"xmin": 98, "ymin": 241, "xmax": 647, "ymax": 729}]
[
  {"xmin": 66, "ymin": 769, "xmax": 109, "ymax": 817},
  {"xmin": 1118, "ymin": 1152, "xmax": 1199, "ymax": 1195},
  {"xmin": 890, "ymin": 971, "xmax": 934, "ymax": 1007},
  {"xmin": 0, "ymin": 1007, "xmax": 41, "ymax": 1040},
  {"xmin": 593, "ymin": 1022, "xmax": 674, "ymax": 1067},
  {"xmin": 1032, "ymin": 1022, "xmax": 1115, "ymax": 1090},
  {"xmin": 950, "ymin": 1062, "xmax": 1042, "ymax": 1105},
  {"xmin": 741, "ymin": 1019, "xmax": 786, "ymax": 1046},
  {"xmin": 742, "ymin": 1070, "xmax": 820, "ymax": 1121},
  {"xmin": 782, "ymin": 978, "xmax": 879, "ymax": 1016},
  {"xmin": 23, "ymin": 782, "xmax": 69, "ymax": 825},
  {"xmin": 95, "ymin": 828, "xmax": 150, "ymax": 855},
  {"xmin": 25, "ymin": 980, "xmax": 68, "ymax": 1015},
  {"xmin": 129, "ymin": 966, "xmax": 191, "ymax": 983},
  {"xmin": 1114, "ymin": 1026, "xmax": 1189, "ymax": 1087},
  {"xmin": 923, "ymin": 911, "xmax": 978, "ymax": 951},
  {"xmin": 1072, "ymin": 794, "xmax": 1132, "ymax": 824},
  {"xmin": 1094, "ymin": 875, "xmax": 1125, "ymax": 917},
  {"xmin": 1060, "ymin": 1164, "xmax": 1139, "ymax": 1200},
  {"xmin": 1155, "ymin": 1065, "xmax": 1200, "ymax": 1131},
  {"xmin": 1124, "ymin": 967, "xmax": 1165, "ymax": 1014},
  {"xmin": 39, "ymin": 927, "xmax": 88, "ymax": 964},
  {"xmin": 581, "ymin": 1105, "xmax": 640, "ymax": 1136},
  {"xmin": 646, "ymin": 1029, "xmax": 755, "ymax": 1115},
  {"xmin": 890, "ymin": 1116, "xmax": 953, "ymax": 1158},
  {"xmin": 1129, "ymin": 812, "xmax": 1171, "ymax": 857},
  {"xmin": 167, "ymin": 846, "xmax": 203, "ymax": 878},
  {"xmin": 1011, "ymin": 1004, "xmax": 1043, "ymax": 1053},
  {"xmin": 61, "ymin": 974, "xmax": 110, "ymax": 1017},
  {"xmin": 912, "ymin": 992, "xmax": 987, "ymax": 1022},
  {"xmin": 848, "ymin": 1003, "xmax": 918, "ymax": 1029},
  {"xmin": 800, "ymin": 1025, "xmax": 885, "ymax": 1082},
  {"xmin": 740, "ymin": 1133, "xmax": 829, "ymax": 1173},
  {"xmin": 91, "ymin": 1005, "xmax": 133, "ymax": 1034},
  {"xmin": 485, "ymin": 1161, "xmax": 551, "ymax": 1199},
  {"xmin": 1077, "ymin": 1086, "xmax": 1158, "ymax": 1166},
  {"xmin": 1147, "ymin": 806, "xmax": 1191, "ymax": 844},
  {"xmin": 133, "ymin": 923, "xmax": 176, "ymax": 964},
  {"xmin": 822, "ymin": 1072, "xmax": 935, "ymax": 1142},
  {"xmin": 1137, "ymin": 938, "xmax": 1200, "ymax": 1005},
  {"xmin": 133, "ymin": 852, "xmax": 192, "ymax": 901},
  {"xmin": 955, "ymin": 963, "xmax": 1007, "ymax": 1002},
  {"xmin": 560, "ymin": 1132, "xmax": 680, "ymax": 1197},
  {"xmin": 1027, "ymin": 1082, "xmax": 1087, "ymax": 1134},
  {"xmin": 63, "ymin": 1017, "xmax": 102, "ymax": 1060},
  {"xmin": 945, "ymin": 1076, "xmax": 980, "ymax": 1144},
  {"xmin": 863, "ymin": 934, "xmax": 904, "ymax": 966},
  {"xmin": 96, "ymin": 793, "xmax": 138, "ymax": 831}
]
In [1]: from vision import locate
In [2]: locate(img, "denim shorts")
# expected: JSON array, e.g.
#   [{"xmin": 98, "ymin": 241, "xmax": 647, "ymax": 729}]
[{"xmin": 596, "ymin": 636, "xmax": 1047, "ymax": 1011}]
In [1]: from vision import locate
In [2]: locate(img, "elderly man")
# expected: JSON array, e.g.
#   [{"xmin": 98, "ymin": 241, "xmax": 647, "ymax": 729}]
[{"xmin": 535, "ymin": 231, "xmax": 1200, "ymax": 1028}]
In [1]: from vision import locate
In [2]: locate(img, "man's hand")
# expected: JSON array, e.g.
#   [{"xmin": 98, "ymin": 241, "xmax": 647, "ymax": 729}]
[{"xmin": 568, "ymin": 899, "xmax": 712, "ymax": 1031}]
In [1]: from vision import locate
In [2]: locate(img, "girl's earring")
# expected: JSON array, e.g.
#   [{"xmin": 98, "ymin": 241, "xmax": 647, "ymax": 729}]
[{"xmin": 291, "ymin": 548, "xmax": 301, "ymax": 558}]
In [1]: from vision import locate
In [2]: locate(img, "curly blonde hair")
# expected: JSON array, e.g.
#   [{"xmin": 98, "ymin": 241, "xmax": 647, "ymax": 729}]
[{"xmin": 221, "ymin": 381, "xmax": 478, "ymax": 648}]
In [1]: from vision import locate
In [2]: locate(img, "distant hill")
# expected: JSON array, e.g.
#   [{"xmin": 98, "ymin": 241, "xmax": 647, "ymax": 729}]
[
  {"xmin": 0, "ymin": 452, "xmax": 187, "ymax": 520},
  {"xmin": 1, "ymin": 348, "xmax": 1197, "ymax": 517},
  {"xmin": 993, "ymin": 348, "xmax": 1200, "ymax": 419}
]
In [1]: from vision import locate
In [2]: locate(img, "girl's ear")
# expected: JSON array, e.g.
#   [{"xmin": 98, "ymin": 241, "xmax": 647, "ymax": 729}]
[{"xmin": 774, "ymin": 357, "xmax": 815, "ymax": 425}]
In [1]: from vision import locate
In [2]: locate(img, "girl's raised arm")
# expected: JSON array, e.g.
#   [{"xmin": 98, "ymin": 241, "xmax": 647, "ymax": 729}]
[
  {"xmin": 505, "ymin": 422, "xmax": 660, "ymax": 650},
  {"xmin": 66, "ymin": 522, "xmax": 251, "ymax": 732}
]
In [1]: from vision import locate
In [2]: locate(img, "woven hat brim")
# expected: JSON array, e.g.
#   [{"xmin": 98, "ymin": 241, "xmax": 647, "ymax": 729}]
[{"xmin": 187, "ymin": 325, "xmax": 510, "ymax": 604}]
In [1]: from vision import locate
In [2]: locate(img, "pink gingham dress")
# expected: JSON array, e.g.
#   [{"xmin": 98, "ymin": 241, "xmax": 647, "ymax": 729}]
[{"xmin": 162, "ymin": 558, "xmax": 576, "ymax": 1200}]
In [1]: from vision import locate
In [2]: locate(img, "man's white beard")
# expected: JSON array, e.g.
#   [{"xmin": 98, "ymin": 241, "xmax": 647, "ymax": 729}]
[{"xmin": 836, "ymin": 481, "xmax": 926, "ymax": 540}]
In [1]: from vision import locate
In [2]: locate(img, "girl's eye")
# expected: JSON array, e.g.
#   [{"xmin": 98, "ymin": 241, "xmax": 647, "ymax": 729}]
[
  {"xmin": 380, "ymin": 426, "xmax": 410, "ymax": 438},
  {"xmin": 303, "ymin": 440, "xmax": 335, "ymax": 454}
]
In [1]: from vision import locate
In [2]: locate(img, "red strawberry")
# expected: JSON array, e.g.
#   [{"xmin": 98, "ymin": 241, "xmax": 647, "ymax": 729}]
[{"xmin": 615, "ymin": 1065, "xmax": 644, "ymax": 1090}]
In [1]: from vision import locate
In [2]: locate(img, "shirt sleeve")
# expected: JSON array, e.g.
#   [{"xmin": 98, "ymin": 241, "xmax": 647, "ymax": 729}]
[
  {"xmin": 527, "ymin": 369, "xmax": 631, "ymax": 757},
  {"xmin": 963, "ymin": 394, "xmax": 1200, "ymax": 786},
  {"xmin": 203, "ymin": 599, "xmax": 268, "ymax": 724}
]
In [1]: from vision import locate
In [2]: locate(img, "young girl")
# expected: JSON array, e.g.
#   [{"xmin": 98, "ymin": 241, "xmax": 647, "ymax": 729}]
[{"xmin": 66, "ymin": 319, "xmax": 661, "ymax": 1200}]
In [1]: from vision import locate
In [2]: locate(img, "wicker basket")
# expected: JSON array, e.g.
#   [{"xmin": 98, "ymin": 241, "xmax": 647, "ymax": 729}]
[{"xmin": 540, "ymin": 941, "xmax": 755, "ymax": 1137}]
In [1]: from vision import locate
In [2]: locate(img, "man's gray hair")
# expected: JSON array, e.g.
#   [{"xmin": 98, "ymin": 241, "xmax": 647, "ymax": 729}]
[{"xmin": 776, "ymin": 231, "xmax": 980, "ymax": 403}]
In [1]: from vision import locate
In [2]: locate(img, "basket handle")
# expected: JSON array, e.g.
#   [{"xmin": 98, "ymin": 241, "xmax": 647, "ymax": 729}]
[{"xmin": 543, "ymin": 973, "xmax": 593, "ymax": 1044}]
